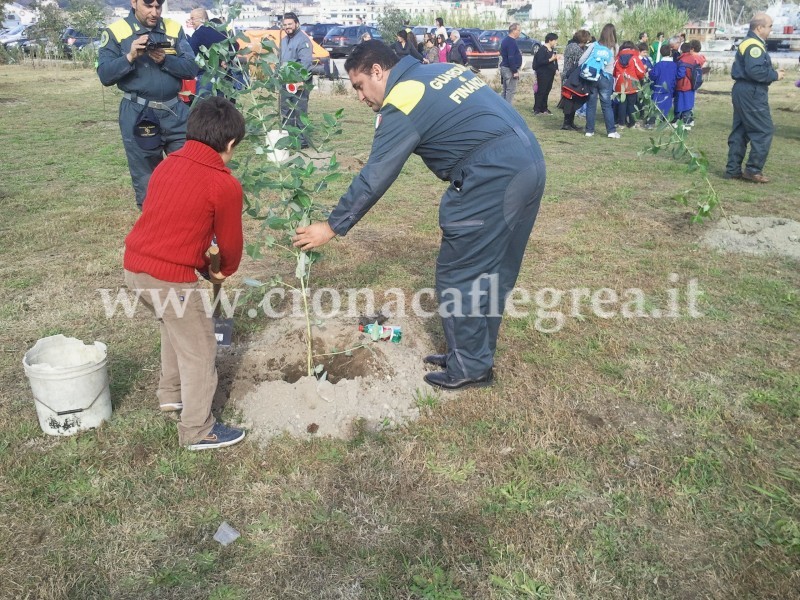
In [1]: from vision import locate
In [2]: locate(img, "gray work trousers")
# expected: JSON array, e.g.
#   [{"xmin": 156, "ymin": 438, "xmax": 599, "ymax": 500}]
[
  {"xmin": 119, "ymin": 97, "xmax": 189, "ymax": 208},
  {"xmin": 436, "ymin": 128, "xmax": 546, "ymax": 379},
  {"xmin": 280, "ymin": 85, "xmax": 311, "ymax": 145}
]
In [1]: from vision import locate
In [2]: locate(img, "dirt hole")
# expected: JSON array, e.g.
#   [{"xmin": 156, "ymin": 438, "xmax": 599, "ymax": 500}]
[{"xmin": 217, "ymin": 315, "xmax": 438, "ymax": 441}]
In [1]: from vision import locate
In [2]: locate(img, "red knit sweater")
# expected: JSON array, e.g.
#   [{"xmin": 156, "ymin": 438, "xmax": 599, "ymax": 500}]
[{"xmin": 124, "ymin": 141, "xmax": 243, "ymax": 283}]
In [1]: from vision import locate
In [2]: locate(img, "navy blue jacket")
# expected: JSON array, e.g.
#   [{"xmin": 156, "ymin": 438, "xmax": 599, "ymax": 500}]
[
  {"xmin": 97, "ymin": 10, "xmax": 197, "ymax": 101},
  {"xmin": 189, "ymin": 24, "xmax": 227, "ymax": 57},
  {"xmin": 328, "ymin": 57, "xmax": 535, "ymax": 235},
  {"xmin": 732, "ymin": 31, "xmax": 779, "ymax": 85},
  {"xmin": 500, "ymin": 35, "xmax": 522, "ymax": 73}
]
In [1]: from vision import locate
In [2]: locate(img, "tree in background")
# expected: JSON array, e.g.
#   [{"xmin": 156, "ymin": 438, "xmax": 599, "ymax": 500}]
[
  {"xmin": 616, "ymin": 4, "xmax": 689, "ymax": 43},
  {"xmin": 555, "ymin": 6, "xmax": 585, "ymax": 39},
  {"xmin": 28, "ymin": 1, "xmax": 67, "ymax": 50},
  {"xmin": 376, "ymin": 7, "xmax": 412, "ymax": 45},
  {"xmin": 66, "ymin": 0, "xmax": 108, "ymax": 40}
]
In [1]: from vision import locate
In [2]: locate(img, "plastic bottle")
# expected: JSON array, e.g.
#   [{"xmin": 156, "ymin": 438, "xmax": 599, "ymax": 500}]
[{"xmin": 359, "ymin": 323, "xmax": 402, "ymax": 343}]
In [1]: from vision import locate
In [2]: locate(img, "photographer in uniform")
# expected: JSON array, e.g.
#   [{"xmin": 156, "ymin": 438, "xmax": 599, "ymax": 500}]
[{"xmin": 97, "ymin": 0, "xmax": 198, "ymax": 209}]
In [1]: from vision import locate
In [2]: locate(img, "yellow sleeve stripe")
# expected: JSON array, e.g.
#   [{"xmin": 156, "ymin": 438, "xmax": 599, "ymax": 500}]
[
  {"xmin": 163, "ymin": 18, "xmax": 182, "ymax": 39},
  {"xmin": 382, "ymin": 81, "xmax": 426, "ymax": 115},
  {"xmin": 738, "ymin": 38, "xmax": 765, "ymax": 55},
  {"xmin": 108, "ymin": 19, "xmax": 133, "ymax": 43}
]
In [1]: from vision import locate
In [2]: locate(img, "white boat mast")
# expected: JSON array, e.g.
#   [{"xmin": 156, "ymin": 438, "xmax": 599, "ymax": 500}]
[{"xmin": 708, "ymin": 0, "xmax": 734, "ymax": 26}]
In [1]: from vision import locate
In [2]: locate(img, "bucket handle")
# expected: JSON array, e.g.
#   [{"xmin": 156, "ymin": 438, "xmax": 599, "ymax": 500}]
[{"xmin": 33, "ymin": 382, "xmax": 110, "ymax": 416}]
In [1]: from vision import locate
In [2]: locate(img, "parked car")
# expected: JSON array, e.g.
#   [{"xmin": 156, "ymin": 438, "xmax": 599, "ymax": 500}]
[
  {"xmin": 61, "ymin": 27, "xmax": 99, "ymax": 58},
  {"xmin": 301, "ymin": 23, "xmax": 341, "ymax": 45},
  {"xmin": 0, "ymin": 25, "xmax": 26, "ymax": 48},
  {"xmin": 478, "ymin": 29, "xmax": 541, "ymax": 54},
  {"xmin": 322, "ymin": 25, "xmax": 382, "ymax": 57},
  {"xmin": 458, "ymin": 31, "xmax": 500, "ymax": 70},
  {"xmin": 411, "ymin": 25, "xmax": 441, "ymax": 39}
]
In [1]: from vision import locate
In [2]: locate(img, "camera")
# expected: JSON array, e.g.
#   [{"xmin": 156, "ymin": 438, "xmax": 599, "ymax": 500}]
[{"xmin": 146, "ymin": 39, "xmax": 171, "ymax": 51}]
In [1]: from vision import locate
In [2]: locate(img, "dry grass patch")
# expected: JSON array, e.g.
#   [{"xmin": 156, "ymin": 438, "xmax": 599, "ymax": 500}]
[{"xmin": 0, "ymin": 64, "xmax": 798, "ymax": 599}]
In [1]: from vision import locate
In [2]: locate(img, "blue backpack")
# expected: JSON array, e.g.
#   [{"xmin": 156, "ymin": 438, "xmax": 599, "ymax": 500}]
[
  {"xmin": 579, "ymin": 43, "xmax": 610, "ymax": 82},
  {"xmin": 679, "ymin": 60, "xmax": 704, "ymax": 90}
]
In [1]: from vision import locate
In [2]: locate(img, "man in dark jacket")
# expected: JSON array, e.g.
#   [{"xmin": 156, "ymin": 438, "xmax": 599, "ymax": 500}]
[
  {"xmin": 533, "ymin": 32, "xmax": 560, "ymax": 114},
  {"xmin": 292, "ymin": 41, "xmax": 546, "ymax": 391},
  {"xmin": 725, "ymin": 13, "xmax": 784, "ymax": 183},
  {"xmin": 500, "ymin": 23, "xmax": 523, "ymax": 105},
  {"xmin": 187, "ymin": 8, "xmax": 226, "ymax": 97},
  {"xmin": 448, "ymin": 30, "xmax": 468, "ymax": 65}
]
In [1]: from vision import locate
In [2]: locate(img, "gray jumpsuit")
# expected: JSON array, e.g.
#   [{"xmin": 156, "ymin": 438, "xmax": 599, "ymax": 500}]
[
  {"xmin": 725, "ymin": 31, "xmax": 780, "ymax": 178},
  {"xmin": 329, "ymin": 57, "xmax": 546, "ymax": 379}
]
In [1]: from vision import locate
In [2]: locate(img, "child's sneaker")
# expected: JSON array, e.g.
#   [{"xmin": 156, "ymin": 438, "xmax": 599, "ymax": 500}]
[
  {"xmin": 607, "ymin": 132, "xmax": 621, "ymax": 139},
  {"xmin": 585, "ymin": 132, "xmax": 594, "ymax": 137},
  {"xmin": 187, "ymin": 423, "xmax": 245, "ymax": 450}
]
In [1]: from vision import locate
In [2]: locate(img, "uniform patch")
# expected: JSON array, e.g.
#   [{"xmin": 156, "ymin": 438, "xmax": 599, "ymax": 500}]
[
  {"xmin": 100, "ymin": 30, "xmax": 109, "ymax": 48},
  {"xmin": 749, "ymin": 46, "xmax": 763, "ymax": 58},
  {"xmin": 375, "ymin": 113, "xmax": 382, "ymax": 129}
]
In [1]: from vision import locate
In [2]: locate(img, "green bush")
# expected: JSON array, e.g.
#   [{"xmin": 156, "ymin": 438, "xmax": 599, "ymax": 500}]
[{"xmin": 617, "ymin": 5, "xmax": 689, "ymax": 44}]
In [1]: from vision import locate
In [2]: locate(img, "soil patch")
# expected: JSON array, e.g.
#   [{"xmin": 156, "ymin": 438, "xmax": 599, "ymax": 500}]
[
  {"xmin": 217, "ymin": 315, "xmax": 438, "ymax": 443},
  {"xmin": 702, "ymin": 215, "xmax": 800, "ymax": 260}
]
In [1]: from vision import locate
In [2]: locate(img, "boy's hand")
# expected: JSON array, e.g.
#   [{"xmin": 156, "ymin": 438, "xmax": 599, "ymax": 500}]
[
  {"xmin": 209, "ymin": 269, "xmax": 226, "ymax": 283},
  {"xmin": 293, "ymin": 222, "xmax": 336, "ymax": 250}
]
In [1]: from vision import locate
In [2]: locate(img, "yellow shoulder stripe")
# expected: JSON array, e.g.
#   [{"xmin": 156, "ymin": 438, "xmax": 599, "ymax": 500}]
[
  {"xmin": 108, "ymin": 19, "xmax": 133, "ymax": 43},
  {"xmin": 163, "ymin": 18, "xmax": 182, "ymax": 39},
  {"xmin": 383, "ymin": 81, "xmax": 426, "ymax": 115},
  {"xmin": 738, "ymin": 38, "xmax": 765, "ymax": 55}
]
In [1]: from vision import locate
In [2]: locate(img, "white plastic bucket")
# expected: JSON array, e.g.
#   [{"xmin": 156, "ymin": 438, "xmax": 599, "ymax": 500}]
[
  {"xmin": 22, "ymin": 335, "xmax": 112, "ymax": 436},
  {"xmin": 266, "ymin": 129, "xmax": 290, "ymax": 163}
]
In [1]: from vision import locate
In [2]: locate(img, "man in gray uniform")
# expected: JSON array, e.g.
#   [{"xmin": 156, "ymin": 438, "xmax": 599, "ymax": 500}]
[
  {"xmin": 280, "ymin": 11, "xmax": 313, "ymax": 148},
  {"xmin": 293, "ymin": 41, "xmax": 546, "ymax": 391},
  {"xmin": 725, "ymin": 12, "xmax": 785, "ymax": 183},
  {"xmin": 97, "ymin": 0, "xmax": 197, "ymax": 208}
]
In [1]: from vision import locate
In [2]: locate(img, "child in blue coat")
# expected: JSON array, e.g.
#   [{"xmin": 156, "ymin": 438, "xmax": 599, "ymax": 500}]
[{"xmin": 645, "ymin": 44, "xmax": 677, "ymax": 128}]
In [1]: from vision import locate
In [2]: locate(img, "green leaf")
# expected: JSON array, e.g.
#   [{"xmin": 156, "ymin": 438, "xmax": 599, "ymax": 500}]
[
  {"xmin": 243, "ymin": 277, "xmax": 265, "ymax": 287},
  {"xmin": 295, "ymin": 252, "xmax": 308, "ymax": 279},
  {"xmin": 314, "ymin": 364, "xmax": 324, "ymax": 374},
  {"xmin": 266, "ymin": 216, "xmax": 290, "ymax": 229},
  {"xmin": 245, "ymin": 243, "xmax": 262, "ymax": 259}
]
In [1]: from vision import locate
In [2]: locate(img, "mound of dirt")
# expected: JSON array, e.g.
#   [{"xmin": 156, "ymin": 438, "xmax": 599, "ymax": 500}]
[
  {"xmin": 702, "ymin": 216, "xmax": 800, "ymax": 260},
  {"xmin": 217, "ymin": 315, "xmax": 438, "ymax": 443}
]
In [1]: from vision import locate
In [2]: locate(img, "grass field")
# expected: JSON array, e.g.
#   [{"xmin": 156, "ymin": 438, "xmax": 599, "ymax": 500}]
[{"xmin": 0, "ymin": 62, "xmax": 798, "ymax": 599}]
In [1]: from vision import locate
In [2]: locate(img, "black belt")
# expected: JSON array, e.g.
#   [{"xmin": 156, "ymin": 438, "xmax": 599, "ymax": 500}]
[{"xmin": 123, "ymin": 92, "xmax": 180, "ymax": 110}]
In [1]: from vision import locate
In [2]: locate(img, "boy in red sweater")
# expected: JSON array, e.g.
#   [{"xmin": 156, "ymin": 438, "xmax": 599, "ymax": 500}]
[{"xmin": 124, "ymin": 97, "xmax": 246, "ymax": 450}]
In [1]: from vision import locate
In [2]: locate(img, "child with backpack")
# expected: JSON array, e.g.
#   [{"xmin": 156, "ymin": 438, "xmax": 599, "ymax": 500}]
[
  {"xmin": 675, "ymin": 40, "xmax": 705, "ymax": 128},
  {"xmin": 613, "ymin": 40, "xmax": 648, "ymax": 128},
  {"xmin": 645, "ymin": 44, "xmax": 677, "ymax": 128}
]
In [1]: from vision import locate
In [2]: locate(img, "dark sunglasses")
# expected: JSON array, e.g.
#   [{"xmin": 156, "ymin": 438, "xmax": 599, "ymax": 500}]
[{"xmin": 142, "ymin": 0, "xmax": 165, "ymax": 6}]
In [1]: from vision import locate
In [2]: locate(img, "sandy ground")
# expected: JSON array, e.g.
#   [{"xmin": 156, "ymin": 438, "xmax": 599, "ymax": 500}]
[
  {"xmin": 216, "ymin": 315, "xmax": 440, "ymax": 443},
  {"xmin": 703, "ymin": 215, "xmax": 800, "ymax": 259}
]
